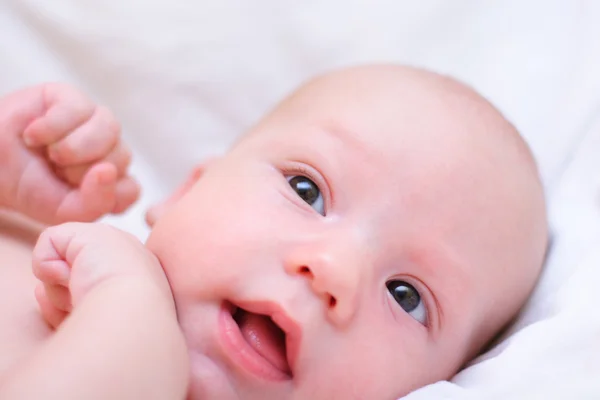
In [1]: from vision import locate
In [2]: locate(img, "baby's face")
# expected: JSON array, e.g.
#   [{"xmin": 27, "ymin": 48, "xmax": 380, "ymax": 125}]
[{"xmin": 146, "ymin": 67, "xmax": 547, "ymax": 400}]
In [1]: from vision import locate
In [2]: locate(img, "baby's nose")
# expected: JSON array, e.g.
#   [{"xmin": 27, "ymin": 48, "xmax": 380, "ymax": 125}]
[{"xmin": 285, "ymin": 241, "xmax": 365, "ymax": 327}]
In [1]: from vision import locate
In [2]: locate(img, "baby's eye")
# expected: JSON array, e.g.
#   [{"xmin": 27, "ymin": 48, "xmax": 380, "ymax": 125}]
[
  {"xmin": 386, "ymin": 280, "xmax": 427, "ymax": 325},
  {"xmin": 287, "ymin": 175, "xmax": 325, "ymax": 215}
]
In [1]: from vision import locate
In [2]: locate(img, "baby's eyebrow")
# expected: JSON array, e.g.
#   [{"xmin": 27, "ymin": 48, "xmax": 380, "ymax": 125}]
[{"xmin": 319, "ymin": 123, "xmax": 377, "ymax": 160}]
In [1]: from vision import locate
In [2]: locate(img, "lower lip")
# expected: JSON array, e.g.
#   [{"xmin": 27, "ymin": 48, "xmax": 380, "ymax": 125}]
[{"xmin": 217, "ymin": 303, "xmax": 291, "ymax": 382}]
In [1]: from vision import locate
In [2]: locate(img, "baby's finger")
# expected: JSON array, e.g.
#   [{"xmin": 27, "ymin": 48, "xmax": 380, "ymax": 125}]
[
  {"xmin": 112, "ymin": 176, "xmax": 141, "ymax": 214},
  {"xmin": 35, "ymin": 284, "xmax": 68, "ymax": 330},
  {"xmin": 56, "ymin": 141, "xmax": 132, "ymax": 186},
  {"xmin": 47, "ymin": 106, "xmax": 120, "ymax": 167},
  {"xmin": 32, "ymin": 259, "xmax": 71, "ymax": 287},
  {"xmin": 56, "ymin": 162, "xmax": 118, "ymax": 222},
  {"xmin": 32, "ymin": 227, "xmax": 73, "ymax": 278},
  {"xmin": 22, "ymin": 85, "xmax": 94, "ymax": 147},
  {"xmin": 43, "ymin": 283, "xmax": 72, "ymax": 312}
]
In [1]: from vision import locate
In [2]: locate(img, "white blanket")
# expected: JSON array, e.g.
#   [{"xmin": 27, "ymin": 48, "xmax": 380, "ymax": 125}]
[{"xmin": 1, "ymin": 1, "xmax": 599, "ymax": 398}]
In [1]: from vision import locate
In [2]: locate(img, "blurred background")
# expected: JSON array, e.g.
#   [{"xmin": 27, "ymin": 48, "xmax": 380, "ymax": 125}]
[{"xmin": 1, "ymin": 1, "xmax": 599, "ymax": 238}]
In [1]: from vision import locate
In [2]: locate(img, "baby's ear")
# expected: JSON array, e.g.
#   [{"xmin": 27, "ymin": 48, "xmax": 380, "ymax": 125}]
[{"xmin": 145, "ymin": 159, "xmax": 214, "ymax": 227}]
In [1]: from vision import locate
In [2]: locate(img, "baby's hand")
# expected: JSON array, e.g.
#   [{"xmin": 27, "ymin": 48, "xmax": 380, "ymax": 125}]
[
  {"xmin": 0, "ymin": 83, "xmax": 139, "ymax": 224},
  {"xmin": 31, "ymin": 222, "xmax": 171, "ymax": 329}
]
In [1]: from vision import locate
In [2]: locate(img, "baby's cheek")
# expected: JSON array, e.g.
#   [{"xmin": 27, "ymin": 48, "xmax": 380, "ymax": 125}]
[
  {"xmin": 310, "ymin": 349, "xmax": 410, "ymax": 399},
  {"xmin": 336, "ymin": 323, "xmax": 435, "ymax": 398}
]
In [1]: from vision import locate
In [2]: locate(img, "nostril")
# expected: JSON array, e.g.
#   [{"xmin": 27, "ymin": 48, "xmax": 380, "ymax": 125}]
[
  {"xmin": 328, "ymin": 296, "xmax": 337, "ymax": 308},
  {"xmin": 298, "ymin": 266, "xmax": 312, "ymax": 276},
  {"xmin": 295, "ymin": 265, "xmax": 337, "ymax": 309}
]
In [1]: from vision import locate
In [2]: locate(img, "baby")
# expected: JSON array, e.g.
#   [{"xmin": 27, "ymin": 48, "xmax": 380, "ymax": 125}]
[{"xmin": 0, "ymin": 65, "xmax": 548, "ymax": 399}]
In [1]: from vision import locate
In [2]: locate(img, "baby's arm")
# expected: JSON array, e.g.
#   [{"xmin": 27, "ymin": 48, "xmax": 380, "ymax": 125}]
[
  {"xmin": 0, "ymin": 223, "xmax": 189, "ymax": 399},
  {"xmin": 0, "ymin": 83, "xmax": 139, "ymax": 224}
]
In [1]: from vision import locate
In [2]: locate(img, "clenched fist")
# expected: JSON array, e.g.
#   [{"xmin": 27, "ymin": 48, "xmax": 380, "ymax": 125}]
[{"xmin": 0, "ymin": 83, "xmax": 139, "ymax": 224}]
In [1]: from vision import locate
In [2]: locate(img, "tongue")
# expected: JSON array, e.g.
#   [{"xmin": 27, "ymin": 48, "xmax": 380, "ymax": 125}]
[{"xmin": 237, "ymin": 311, "xmax": 289, "ymax": 373}]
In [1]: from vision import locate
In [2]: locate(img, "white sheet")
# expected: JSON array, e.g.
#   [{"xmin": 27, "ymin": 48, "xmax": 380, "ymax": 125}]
[{"xmin": 1, "ymin": 1, "xmax": 599, "ymax": 398}]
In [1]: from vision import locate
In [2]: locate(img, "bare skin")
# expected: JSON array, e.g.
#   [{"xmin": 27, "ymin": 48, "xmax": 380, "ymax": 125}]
[
  {"xmin": 0, "ymin": 83, "xmax": 136, "ymax": 376},
  {"xmin": 0, "ymin": 210, "xmax": 47, "ymax": 378},
  {"xmin": 0, "ymin": 66, "xmax": 548, "ymax": 399},
  {"xmin": 0, "ymin": 85, "xmax": 187, "ymax": 399}
]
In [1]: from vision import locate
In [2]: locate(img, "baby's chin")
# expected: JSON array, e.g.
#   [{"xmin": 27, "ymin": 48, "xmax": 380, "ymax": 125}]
[
  {"xmin": 187, "ymin": 351, "xmax": 240, "ymax": 400},
  {"xmin": 186, "ymin": 351, "xmax": 294, "ymax": 400}
]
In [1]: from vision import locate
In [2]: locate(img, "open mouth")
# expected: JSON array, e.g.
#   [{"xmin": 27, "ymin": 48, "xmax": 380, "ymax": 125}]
[
  {"xmin": 232, "ymin": 306, "xmax": 290, "ymax": 374},
  {"xmin": 219, "ymin": 301, "xmax": 299, "ymax": 382}
]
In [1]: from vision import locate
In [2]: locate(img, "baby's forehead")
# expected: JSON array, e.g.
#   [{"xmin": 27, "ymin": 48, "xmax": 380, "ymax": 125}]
[
  {"xmin": 272, "ymin": 69, "xmax": 504, "ymax": 149},
  {"xmin": 244, "ymin": 91, "xmax": 506, "ymax": 206},
  {"xmin": 244, "ymin": 66, "xmax": 528, "ymax": 200}
]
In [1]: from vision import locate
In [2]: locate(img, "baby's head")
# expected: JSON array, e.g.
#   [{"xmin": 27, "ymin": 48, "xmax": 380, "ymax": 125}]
[{"xmin": 146, "ymin": 65, "xmax": 548, "ymax": 400}]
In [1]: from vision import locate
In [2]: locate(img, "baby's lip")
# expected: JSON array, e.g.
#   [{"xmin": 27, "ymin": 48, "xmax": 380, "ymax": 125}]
[{"xmin": 229, "ymin": 300, "xmax": 303, "ymax": 377}]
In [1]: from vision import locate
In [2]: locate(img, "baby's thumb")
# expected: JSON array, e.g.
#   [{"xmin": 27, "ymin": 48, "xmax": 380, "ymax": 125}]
[{"xmin": 55, "ymin": 163, "xmax": 118, "ymax": 223}]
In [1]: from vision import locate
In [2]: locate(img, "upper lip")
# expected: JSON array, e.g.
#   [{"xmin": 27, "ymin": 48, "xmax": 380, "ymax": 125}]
[{"xmin": 231, "ymin": 300, "xmax": 302, "ymax": 376}]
